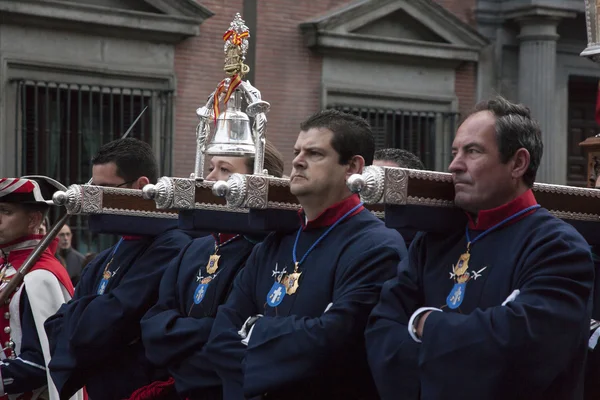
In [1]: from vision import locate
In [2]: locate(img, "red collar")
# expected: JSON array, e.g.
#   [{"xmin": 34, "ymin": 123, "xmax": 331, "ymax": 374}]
[
  {"xmin": 212, "ymin": 233, "xmax": 239, "ymax": 243},
  {"xmin": 299, "ymin": 194, "xmax": 364, "ymax": 231},
  {"xmin": 123, "ymin": 236, "xmax": 142, "ymax": 241},
  {"xmin": 466, "ymin": 189, "xmax": 538, "ymax": 230},
  {"xmin": 0, "ymin": 234, "xmax": 58, "ymax": 258}
]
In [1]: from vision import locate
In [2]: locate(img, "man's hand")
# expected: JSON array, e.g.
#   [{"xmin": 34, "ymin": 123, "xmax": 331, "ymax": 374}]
[
  {"xmin": 238, "ymin": 315, "xmax": 263, "ymax": 340},
  {"xmin": 416, "ymin": 311, "xmax": 433, "ymax": 338}
]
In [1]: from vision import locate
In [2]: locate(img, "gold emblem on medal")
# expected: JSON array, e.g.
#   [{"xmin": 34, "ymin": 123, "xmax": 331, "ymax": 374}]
[
  {"xmin": 282, "ymin": 272, "xmax": 302, "ymax": 295},
  {"xmin": 206, "ymin": 254, "xmax": 221, "ymax": 275}
]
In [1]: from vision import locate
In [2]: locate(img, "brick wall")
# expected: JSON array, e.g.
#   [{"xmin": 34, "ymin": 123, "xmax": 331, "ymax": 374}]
[
  {"xmin": 455, "ymin": 62, "xmax": 477, "ymax": 114},
  {"xmin": 173, "ymin": 0, "xmax": 479, "ymax": 174},
  {"xmin": 433, "ymin": 0, "xmax": 478, "ymax": 114}
]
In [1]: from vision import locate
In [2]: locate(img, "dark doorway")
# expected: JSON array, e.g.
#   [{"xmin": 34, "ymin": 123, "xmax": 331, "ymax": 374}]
[{"xmin": 567, "ymin": 75, "xmax": 599, "ymax": 187}]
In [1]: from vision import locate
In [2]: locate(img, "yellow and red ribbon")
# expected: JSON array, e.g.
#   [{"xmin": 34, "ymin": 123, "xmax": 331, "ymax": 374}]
[
  {"xmin": 213, "ymin": 74, "xmax": 242, "ymax": 123},
  {"xmin": 223, "ymin": 29, "xmax": 249, "ymax": 46},
  {"xmin": 213, "ymin": 29, "xmax": 248, "ymax": 122}
]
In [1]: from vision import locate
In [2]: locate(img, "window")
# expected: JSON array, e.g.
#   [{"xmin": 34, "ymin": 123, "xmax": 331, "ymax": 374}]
[
  {"xmin": 14, "ymin": 80, "xmax": 174, "ymax": 253},
  {"xmin": 329, "ymin": 105, "xmax": 460, "ymax": 170}
]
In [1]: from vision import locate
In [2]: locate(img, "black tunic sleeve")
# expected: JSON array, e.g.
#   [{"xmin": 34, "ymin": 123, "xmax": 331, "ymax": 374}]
[
  {"xmin": 141, "ymin": 242, "xmax": 215, "ymax": 368},
  {"xmin": 365, "ymin": 233, "xmax": 426, "ymax": 399},
  {"xmin": 46, "ymin": 230, "xmax": 190, "ymax": 399},
  {"xmin": 203, "ymin": 244, "xmax": 262, "ymax": 399}
]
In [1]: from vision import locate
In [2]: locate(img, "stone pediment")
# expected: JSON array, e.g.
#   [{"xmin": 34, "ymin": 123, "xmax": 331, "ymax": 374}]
[
  {"xmin": 0, "ymin": 0, "xmax": 214, "ymax": 43},
  {"xmin": 300, "ymin": 0, "xmax": 488, "ymax": 62}
]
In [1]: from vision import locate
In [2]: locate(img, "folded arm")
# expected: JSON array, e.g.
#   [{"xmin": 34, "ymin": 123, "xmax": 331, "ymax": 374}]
[{"xmin": 141, "ymin": 242, "xmax": 214, "ymax": 367}]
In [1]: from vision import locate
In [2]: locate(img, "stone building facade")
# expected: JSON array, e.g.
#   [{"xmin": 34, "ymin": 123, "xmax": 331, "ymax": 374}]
[
  {"xmin": 0, "ymin": 0, "xmax": 596, "ymax": 187},
  {"xmin": 476, "ymin": 0, "xmax": 599, "ymax": 186}
]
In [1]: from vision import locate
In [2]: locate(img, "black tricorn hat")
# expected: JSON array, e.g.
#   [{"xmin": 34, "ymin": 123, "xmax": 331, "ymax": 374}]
[{"xmin": 0, "ymin": 176, "xmax": 65, "ymax": 205}]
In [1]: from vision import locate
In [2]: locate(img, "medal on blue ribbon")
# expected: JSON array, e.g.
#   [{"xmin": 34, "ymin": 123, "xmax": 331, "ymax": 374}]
[
  {"xmin": 194, "ymin": 283, "xmax": 208, "ymax": 304},
  {"xmin": 97, "ymin": 276, "xmax": 109, "ymax": 295},
  {"xmin": 266, "ymin": 282, "xmax": 286, "ymax": 307},
  {"xmin": 96, "ymin": 238, "xmax": 124, "ymax": 295},
  {"xmin": 446, "ymin": 282, "xmax": 466, "ymax": 309},
  {"xmin": 193, "ymin": 275, "xmax": 215, "ymax": 305}
]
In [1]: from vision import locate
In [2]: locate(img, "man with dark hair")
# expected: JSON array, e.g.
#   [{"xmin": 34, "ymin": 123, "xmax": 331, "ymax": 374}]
[
  {"xmin": 91, "ymin": 137, "xmax": 158, "ymax": 185},
  {"xmin": 0, "ymin": 177, "xmax": 81, "ymax": 399},
  {"xmin": 45, "ymin": 138, "xmax": 192, "ymax": 400},
  {"xmin": 203, "ymin": 109, "xmax": 407, "ymax": 399},
  {"xmin": 300, "ymin": 109, "xmax": 375, "ymax": 165},
  {"xmin": 374, "ymin": 148, "xmax": 425, "ymax": 170},
  {"xmin": 365, "ymin": 96, "xmax": 593, "ymax": 399}
]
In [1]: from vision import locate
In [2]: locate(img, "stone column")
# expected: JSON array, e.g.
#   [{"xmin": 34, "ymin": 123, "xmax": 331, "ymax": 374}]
[{"xmin": 517, "ymin": 16, "xmax": 560, "ymax": 183}]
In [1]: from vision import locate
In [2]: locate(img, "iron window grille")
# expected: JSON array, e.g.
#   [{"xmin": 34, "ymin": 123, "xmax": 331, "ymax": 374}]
[
  {"xmin": 329, "ymin": 104, "xmax": 460, "ymax": 170},
  {"xmin": 13, "ymin": 79, "xmax": 174, "ymax": 254}
]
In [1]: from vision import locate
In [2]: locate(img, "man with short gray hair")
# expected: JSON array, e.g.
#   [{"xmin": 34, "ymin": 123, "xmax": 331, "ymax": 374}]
[{"xmin": 366, "ymin": 96, "xmax": 593, "ymax": 399}]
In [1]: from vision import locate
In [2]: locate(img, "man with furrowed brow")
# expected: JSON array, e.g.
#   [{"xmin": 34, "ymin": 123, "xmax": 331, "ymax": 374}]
[{"xmin": 202, "ymin": 109, "xmax": 407, "ymax": 400}]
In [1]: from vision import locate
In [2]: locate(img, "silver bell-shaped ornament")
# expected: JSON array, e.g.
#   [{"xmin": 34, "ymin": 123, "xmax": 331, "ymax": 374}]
[{"xmin": 206, "ymin": 90, "xmax": 255, "ymax": 156}]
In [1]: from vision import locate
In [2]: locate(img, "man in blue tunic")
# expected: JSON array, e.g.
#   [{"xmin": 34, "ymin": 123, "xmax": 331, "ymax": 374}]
[
  {"xmin": 203, "ymin": 109, "xmax": 407, "ymax": 400},
  {"xmin": 44, "ymin": 138, "xmax": 192, "ymax": 400},
  {"xmin": 365, "ymin": 96, "xmax": 594, "ymax": 400},
  {"xmin": 130, "ymin": 141, "xmax": 284, "ymax": 400}
]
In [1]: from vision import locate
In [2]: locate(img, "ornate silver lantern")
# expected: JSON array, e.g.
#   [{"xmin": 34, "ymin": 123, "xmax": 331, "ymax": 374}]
[
  {"xmin": 192, "ymin": 13, "xmax": 270, "ymax": 180},
  {"xmin": 582, "ymin": 0, "xmax": 600, "ymax": 61}
]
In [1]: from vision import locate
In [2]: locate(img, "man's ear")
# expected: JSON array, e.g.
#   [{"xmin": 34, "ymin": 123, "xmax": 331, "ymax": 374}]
[
  {"xmin": 511, "ymin": 148, "xmax": 530, "ymax": 181},
  {"xmin": 28, "ymin": 211, "xmax": 43, "ymax": 233},
  {"xmin": 134, "ymin": 176, "xmax": 150, "ymax": 190},
  {"xmin": 346, "ymin": 155, "xmax": 366, "ymax": 177}
]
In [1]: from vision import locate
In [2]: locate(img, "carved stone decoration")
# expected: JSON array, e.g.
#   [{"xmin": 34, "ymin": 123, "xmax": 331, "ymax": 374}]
[
  {"xmin": 81, "ymin": 185, "xmax": 103, "ymax": 214},
  {"xmin": 173, "ymin": 178, "xmax": 196, "ymax": 209},
  {"xmin": 383, "ymin": 167, "xmax": 408, "ymax": 205},
  {"xmin": 244, "ymin": 175, "xmax": 269, "ymax": 209}
]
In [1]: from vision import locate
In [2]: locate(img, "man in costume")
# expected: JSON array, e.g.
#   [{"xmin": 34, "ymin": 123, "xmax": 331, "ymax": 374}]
[
  {"xmin": 203, "ymin": 109, "xmax": 407, "ymax": 399},
  {"xmin": 0, "ymin": 177, "xmax": 82, "ymax": 400},
  {"xmin": 373, "ymin": 148, "xmax": 424, "ymax": 170},
  {"xmin": 365, "ymin": 96, "xmax": 594, "ymax": 400},
  {"xmin": 131, "ymin": 141, "xmax": 285, "ymax": 400},
  {"xmin": 45, "ymin": 138, "xmax": 192, "ymax": 400}
]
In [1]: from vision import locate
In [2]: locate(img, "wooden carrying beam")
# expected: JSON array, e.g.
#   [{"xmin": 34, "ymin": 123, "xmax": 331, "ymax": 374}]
[{"xmin": 53, "ymin": 169, "xmax": 600, "ymax": 242}]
